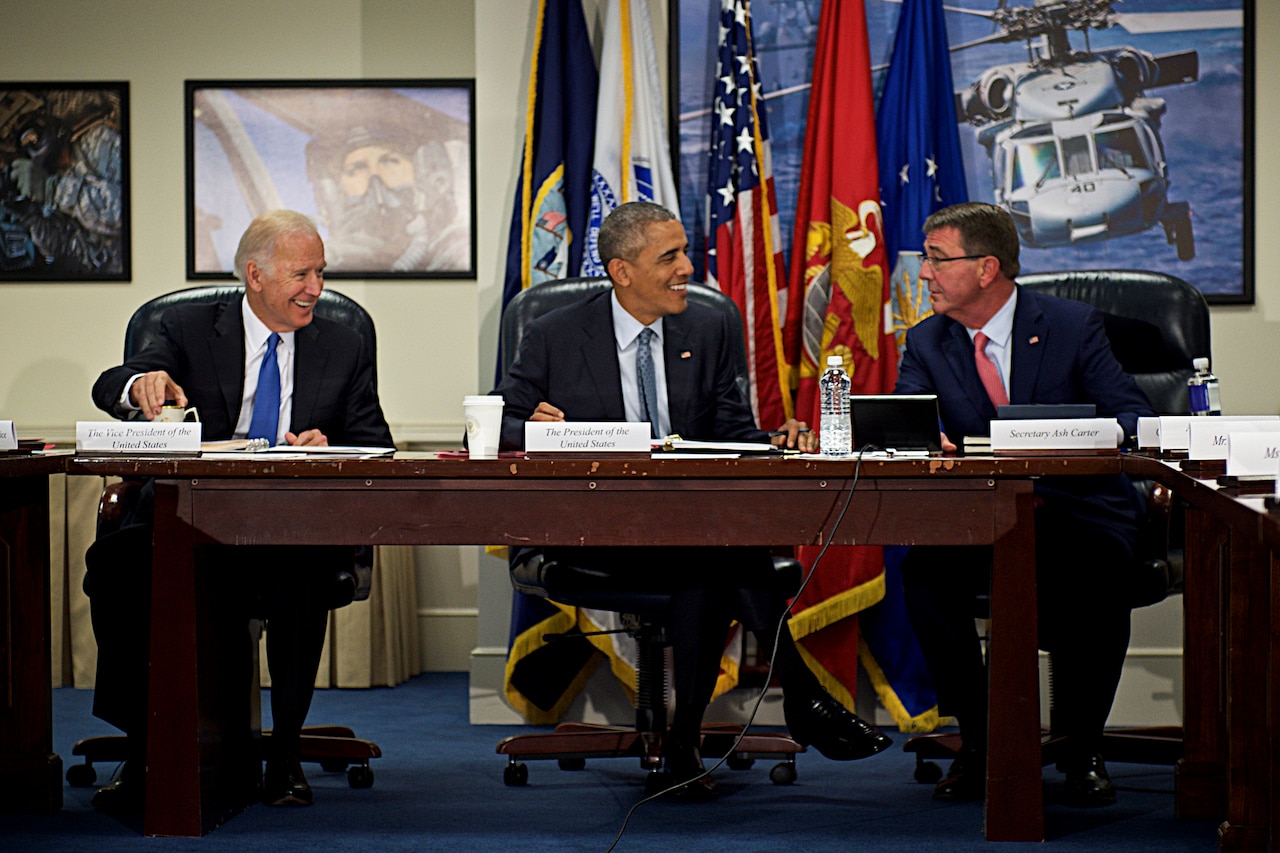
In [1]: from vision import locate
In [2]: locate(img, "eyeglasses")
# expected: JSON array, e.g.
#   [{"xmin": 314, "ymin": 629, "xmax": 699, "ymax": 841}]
[{"xmin": 923, "ymin": 254, "xmax": 988, "ymax": 270}]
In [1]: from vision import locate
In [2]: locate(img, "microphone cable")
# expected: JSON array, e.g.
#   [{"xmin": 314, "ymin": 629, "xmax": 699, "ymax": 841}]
[{"xmin": 602, "ymin": 446, "xmax": 873, "ymax": 853}]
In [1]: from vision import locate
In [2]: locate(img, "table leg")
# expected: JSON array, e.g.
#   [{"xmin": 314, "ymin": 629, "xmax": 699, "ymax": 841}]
[
  {"xmin": 1217, "ymin": 519, "xmax": 1270, "ymax": 851},
  {"xmin": 984, "ymin": 480, "xmax": 1044, "ymax": 842},
  {"xmin": 0, "ymin": 474, "xmax": 61, "ymax": 813},
  {"xmin": 143, "ymin": 480, "xmax": 258, "ymax": 836},
  {"xmin": 1178, "ymin": 505, "xmax": 1228, "ymax": 820}
]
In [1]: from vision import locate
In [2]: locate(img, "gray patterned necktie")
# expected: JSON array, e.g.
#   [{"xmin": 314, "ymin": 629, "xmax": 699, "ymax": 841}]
[{"xmin": 636, "ymin": 327, "xmax": 660, "ymax": 438}]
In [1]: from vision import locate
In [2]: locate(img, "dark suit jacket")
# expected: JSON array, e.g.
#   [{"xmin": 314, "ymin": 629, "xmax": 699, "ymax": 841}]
[
  {"xmin": 896, "ymin": 286, "xmax": 1156, "ymax": 543},
  {"xmin": 91, "ymin": 299, "xmax": 391, "ymax": 446},
  {"xmin": 493, "ymin": 290, "xmax": 766, "ymax": 450}
]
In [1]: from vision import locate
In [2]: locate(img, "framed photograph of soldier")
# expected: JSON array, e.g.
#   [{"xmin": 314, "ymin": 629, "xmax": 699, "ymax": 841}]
[
  {"xmin": 184, "ymin": 79, "xmax": 476, "ymax": 280},
  {"xmin": 0, "ymin": 81, "xmax": 131, "ymax": 281}
]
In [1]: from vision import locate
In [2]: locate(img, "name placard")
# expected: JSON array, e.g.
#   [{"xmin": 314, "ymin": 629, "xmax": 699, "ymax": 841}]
[
  {"xmin": 1137, "ymin": 417, "xmax": 1161, "ymax": 449},
  {"xmin": 1188, "ymin": 416, "xmax": 1280, "ymax": 460},
  {"xmin": 76, "ymin": 421, "xmax": 202, "ymax": 454},
  {"xmin": 1159, "ymin": 415, "xmax": 1277, "ymax": 452},
  {"xmin": 989, "ymin": 418, "xmax": 1119, "ymax": 451},
  {"xmin": 1226, "ymin": 431, "xmax": 1280, "ymax": 477},
  {"xmin": 0, "ymin": 420, "xmax": 15, "ymax": 451},
  {"xmin": 524, "ymin": 421, "xmax": 650, "ymax": 453}
]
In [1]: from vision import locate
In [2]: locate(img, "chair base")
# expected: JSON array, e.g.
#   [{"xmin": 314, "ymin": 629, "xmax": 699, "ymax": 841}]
[
  {"xmin": 496, "ymin": 722, "xmax": 804, "ymax": 788},
  {"xmin": 66, "ymin": 726, "xmax": 381, "ymax": 790},
  {"xmin": 902, "ymin": 726, "xmax": 1183, "ymax": 785}
]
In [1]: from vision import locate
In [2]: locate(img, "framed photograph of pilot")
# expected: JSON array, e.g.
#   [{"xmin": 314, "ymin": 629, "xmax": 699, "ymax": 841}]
[
  {"xmin": 673, "ymin": 0, "xmax": 1252, "ymax": 304},
  {"xmin": 185, "ymin": 79, "xmax": 476, "ymax": 279},
  {"xmin": 0, "ymin": 81, "xmax": 130, "ymax": 281}
]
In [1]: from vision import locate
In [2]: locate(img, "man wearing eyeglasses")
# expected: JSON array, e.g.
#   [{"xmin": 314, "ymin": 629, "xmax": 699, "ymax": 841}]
[{"xmin": 894, "ymin": 202, "xmax": 1154, "ymax": 808}]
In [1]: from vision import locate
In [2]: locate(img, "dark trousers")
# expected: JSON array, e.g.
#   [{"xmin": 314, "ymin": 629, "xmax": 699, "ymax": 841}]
[
  {"xmin": 900, "ymin": 507, "xmax": 1135, "ymax": 762},
  {"xmin": 536, "ymin": 545, "xmax": 814, "ymax": 742},
  {"xmin": 84, "ymin": 479, "xmax": 343, "ymax": 763}
]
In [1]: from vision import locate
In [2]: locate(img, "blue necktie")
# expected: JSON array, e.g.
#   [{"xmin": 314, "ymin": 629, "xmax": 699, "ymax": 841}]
[
  {"xmin": 636, "ymin": 327, "xmax": 660, "ymax": 439},
  {"xmin": 248, "ymin": 332, "xmax": 281, "ymax": 445}
]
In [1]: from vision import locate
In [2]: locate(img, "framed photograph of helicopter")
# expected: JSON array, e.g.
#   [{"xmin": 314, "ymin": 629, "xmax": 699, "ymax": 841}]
[
  {"xmin": 185, "ymin": 79, "xmax": 476, "ymax": 280},
  {"xmin": 673, "ymin": 0, "xmax": 1254, "ymax": 304},
  {"xmin": 940, "ymin": 0, "xmax": 1252, "ymax": 304}
]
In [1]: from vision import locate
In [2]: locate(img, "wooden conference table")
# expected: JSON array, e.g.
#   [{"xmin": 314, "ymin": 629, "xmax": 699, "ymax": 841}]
[
  {"xmin": 2, "ymin": 450, "xmax": 1265, "ymax": 844},
  {"xmin": 1123, "ymin": 454, "xmax": 1280, "ymax": 852},
  {"xmin": 63, "ymin": 450, "xmax": 1116, "ymax": 840}
]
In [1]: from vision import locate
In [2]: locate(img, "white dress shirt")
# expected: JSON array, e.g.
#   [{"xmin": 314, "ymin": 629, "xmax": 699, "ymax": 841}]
[{"xmin": 611, "ymin": 291, "xmax": 671, "ymax": 438}]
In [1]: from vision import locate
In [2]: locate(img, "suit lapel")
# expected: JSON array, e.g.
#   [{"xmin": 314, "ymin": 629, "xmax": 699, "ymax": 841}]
[
  {"xmin": 1009, "ymin": 289, "xmax": 1047, "ymax": 404},
  {"xmin": 292, "ymin": 322, "xmax": 327, "ymax": 432},
  {"xmin": 662, "ymin": 313, "xmax": 696, "ymax": 433},
  {"xmin": 210, "ymin": 302, "xmax": 245, "ymax": 431},
  {"xmin": 580, "ymin": 295, "xmax": 625, "ymax": 419},
  {"xmin": 941, "ymin": 320, "xmax": 994, "ymax": 419}
]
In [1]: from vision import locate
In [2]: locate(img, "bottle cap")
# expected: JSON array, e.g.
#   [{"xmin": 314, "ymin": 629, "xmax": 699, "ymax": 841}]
[
  {"xmin": 1193, "ymin": 357, "xmax": 1209, "ymax": 371},
  {"xmin": 826, "ymin": 355, "xmax": 843, "ymax": 367}
]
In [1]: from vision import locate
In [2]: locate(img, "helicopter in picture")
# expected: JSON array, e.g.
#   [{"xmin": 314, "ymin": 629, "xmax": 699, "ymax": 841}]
[{"xmin": 947, "ymin": 0, "xmax": 1242, "ymax": 262}]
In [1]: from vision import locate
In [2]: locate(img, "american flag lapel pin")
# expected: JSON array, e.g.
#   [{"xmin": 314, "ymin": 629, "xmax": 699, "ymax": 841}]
[
  {"xmin": 681, "ymin": 351, "xmax": 692, "ymax": 359},
  {"xmin": 1029, "ymin": 336, "xmax": 1040, "ymax": 345}
]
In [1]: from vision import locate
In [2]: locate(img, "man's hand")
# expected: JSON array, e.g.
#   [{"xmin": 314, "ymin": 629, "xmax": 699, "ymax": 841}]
[
  {"xmin": 129, "ymin": 371, "xmax": 187, "ymax": 419},
  {"xmin": 940, "ymin": 431, "xmax": 957, "ymax": 454},
  {"xmin": 770, "ymin": 418, "xmax": 817, "ymax": 452},
  {"xmin": 528, "ymin": 401, "xmax": 565, "ymax": 422},
  {"xmin": 286, "ymin": 429, "xmax": 329, "ymax": 447}
]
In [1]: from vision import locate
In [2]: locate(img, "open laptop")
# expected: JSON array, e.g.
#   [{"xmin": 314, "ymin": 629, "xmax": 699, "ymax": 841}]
[{"xmin": 849, "ymin": 394, "xmax": 943, "ymax": 455}]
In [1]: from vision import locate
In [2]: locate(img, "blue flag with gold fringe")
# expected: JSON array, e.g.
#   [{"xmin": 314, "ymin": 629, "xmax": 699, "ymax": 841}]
[
  {"xmin": 863, "ymin": 0, "xmax": 969, "ymax": 732},
  {"xmin": 500, "ymin": 0, "xmax": 602, "ymax": 723}
]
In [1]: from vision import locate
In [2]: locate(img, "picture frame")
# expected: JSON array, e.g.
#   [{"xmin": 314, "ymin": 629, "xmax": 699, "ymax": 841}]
[
  {"xmin": 673, "ymin": 0, "xmax": 1253, "ymax": 305},
  {"xmin": 0, "ymin": 81, "xmax": 130, "ymax": 281},
  {"xmin": 185, "ymin": 79, "xmax": 476, "ymax": 280}
]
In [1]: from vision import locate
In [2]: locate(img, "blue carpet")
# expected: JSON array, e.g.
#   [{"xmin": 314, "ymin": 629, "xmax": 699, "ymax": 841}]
[{"xmin": 2, "ymin": 673, "xmax": 1218, "ymax": 852}]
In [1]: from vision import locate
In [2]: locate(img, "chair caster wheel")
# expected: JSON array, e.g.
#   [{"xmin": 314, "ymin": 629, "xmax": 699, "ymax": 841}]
[
  {"xmin": 644, "ymin": 769, "xmax": 670, "ymax": 796},
  {"xmin": 727, "ymin": 755, "xmax": 754, "ymax": 771},
  {"xmin": 504, "ymin": 762, "xmax": 529, "ymax": 786},
  {"xmin": 770, "ymin": 761, "xmax": 797, "ymax": 785},
  {"xmin": 914, "ymin": 760, "xmax": 943, "ymax": 784},
  {"xmin": 321, "ymin": 760, "xmax": 349, "ymax": 773},
  {"xmin": 348, "ymin": 765, "xmax": 374, "ymax": 788},
  {"xmin": 558, "ymin": 757, "xmax": 586, "ymax": 771},
  {"xmin": 66, "ymin": 763, "xmax": 97, "ymax": 787}
]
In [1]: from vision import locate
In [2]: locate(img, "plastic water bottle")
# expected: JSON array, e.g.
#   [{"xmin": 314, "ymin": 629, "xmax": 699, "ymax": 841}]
[
  {"xmin": 1187, "ymin": 357, "xmax": 1221, "ymax": 416},
  {"xmin": 819, "ymin": 355, "xmax": 852, "ymax": 456}
]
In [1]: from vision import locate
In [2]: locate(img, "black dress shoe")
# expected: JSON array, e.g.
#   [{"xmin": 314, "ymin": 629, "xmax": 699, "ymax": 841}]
[
  {"xmin": 660, "ymin": 737, "xmax": 717, "ymax": 800},
  {"xmin": 934, "ymin": 751, "xmax": 985, "ymax": 802},
  {"xmin": 263, "ymin": 758, "xmax": 313, "ymax": 806},
  {"xmin": 1062, "ymin": 753, "xmax": 1116, "ymax": 807},
  {"xmin": 92, "ymin": 762, "xmax": 144, "ymax": 812},
  {"xmin": 783, "ymin": 689, "xmax": 892, "ymax": 760}
]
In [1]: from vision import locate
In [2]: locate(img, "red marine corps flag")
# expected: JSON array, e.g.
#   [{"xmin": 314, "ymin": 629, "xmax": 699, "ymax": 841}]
[{"xmin": 782, "ymin": 0, "xmax": 897, "ymax": 712}]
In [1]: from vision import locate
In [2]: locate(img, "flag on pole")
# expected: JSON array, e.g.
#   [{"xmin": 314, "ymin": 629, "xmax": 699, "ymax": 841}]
[
  {"xmin": 704, "ymin": 0, "xmax": 793, "ymax": 429},
  {"xmin": 504, "ymin": 0, "xmax": 728, "ymax": 722},
  {"xmin": 859, "ymin": 0, "xmax": 970, "ymax": 731},
  {"xmin": 500, "ymin": 0, "xmax": 604, "ymax": 724},
  {"xmin": 580, "ymin": 0, "xmax": 681, "ymax": 275},
  {"xmin": 781, "ymin": 0, "xmax": 896, "ymax": 716},
  {"xmin": 499, "ymin": 0, "xmax": 598, "ymax": 333}
]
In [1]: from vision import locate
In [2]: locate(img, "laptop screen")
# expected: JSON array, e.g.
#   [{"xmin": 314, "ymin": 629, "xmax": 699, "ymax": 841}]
[{"xmin": 850, "ymin": 395, "xmax": 943, "ymax": 454}]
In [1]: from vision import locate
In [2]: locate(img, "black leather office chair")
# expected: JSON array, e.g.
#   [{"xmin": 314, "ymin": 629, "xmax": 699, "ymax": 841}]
[
  {"xmin": 66, "ymin": 285, "xmax": 381, "ymax": 790},
  {"xmin": 905, "ymin": 269, "xmax": 1210, "ymax": 782},
  {"xmin": 493, "ymin": 277, "xmax": 804, "ymax": 791}
]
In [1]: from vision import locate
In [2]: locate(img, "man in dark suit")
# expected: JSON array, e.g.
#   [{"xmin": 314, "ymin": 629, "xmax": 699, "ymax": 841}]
[
  {"xmin": 894, "ymin": 202, "xmax": 1155, "ymax": 806},
  {"xmin": 493, "ymin": 201, "xmax": 890, "ymax": 797},
  {"xmin": 88, "ymin": 209, "xmax": 392, "ymax": 809}
]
